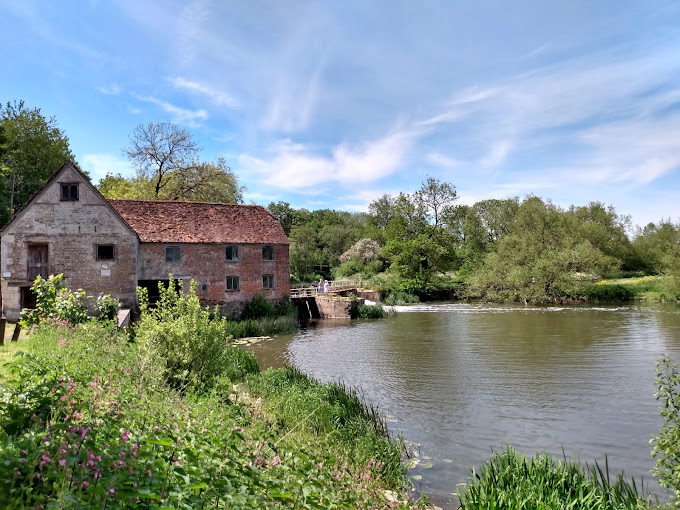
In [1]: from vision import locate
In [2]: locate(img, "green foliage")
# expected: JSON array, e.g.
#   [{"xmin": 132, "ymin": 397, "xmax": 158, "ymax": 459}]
[
  {"xmin": 382, "ymin": 291, "xmax": 420, "ymax": 306},
  {"xmin": 240, "ymin": 294, "xmax": 296, "ymax": 321},
  {"xmin": 20, "ymin": 274, "xmax": 88, "ymax": 327},
  {"xmin": 136, "ymin": 277, "xmax": 259, "ymax": 390},
  {"xmin": 247, "ymin": 366, "xmax": 406, "ymax": 489},
  {"xmin": 120, "ymin": 122, "xmax": 242, "ymax": 202},
  {"xmin": 467, "ymin": 197, "xmax": 620, "ymax": 303},
  {"xmin": 357, "ymin": 303, "xmax": 386, "ymax": 319},
  {"xmin": 0, "ymin": 312, "xmax": 419, "ymax": 509},
  {"xmin": 651, "ymin": 355, "xmax": 680, "ymax": 504},
  {"xmin": 457, "ymin": 445, "xmax": 649, "ymax": 510},
  {"xmin": 95, "ymin": 294, "xmax": 120, "ymax": 322},
  {"xmin": 0, "ymin": 100, "xmax": 76, "ymax": 225},
  {"xmin": 581, "ymin": 284, "xmax": 636, "ymax": 302}
]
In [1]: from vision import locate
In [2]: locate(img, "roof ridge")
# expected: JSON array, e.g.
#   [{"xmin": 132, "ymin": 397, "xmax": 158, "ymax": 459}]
[{"xmin": 106, "ymin": 199, "xmax": 261, "ymax": 207}]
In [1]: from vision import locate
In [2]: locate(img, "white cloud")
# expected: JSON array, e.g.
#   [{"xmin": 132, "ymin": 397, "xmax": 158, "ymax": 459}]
[
  {"xmin": 240, "ymin": 127, "xmax": 420, "ymax": 192},
  {"xmin": 480, "ymin": 140, "xmax": 513, "ymax": 168},
  {"xmin": 98, "ymin": 84, "xmax": 121, "ymax": 95},
  {"xmin": 132, "ymin": 94, "xmax": 208, "ymax": 127},
  {"xmin": 426, "ymin": 153, "xmax": 461, "ymax": 168},
  {"xmin": 166, "ymin": 76, "xmax": 238, "ymax": 108},
  {"xmin": 81, "ymin": 153, "xmax": 133, "ymax": 183}
]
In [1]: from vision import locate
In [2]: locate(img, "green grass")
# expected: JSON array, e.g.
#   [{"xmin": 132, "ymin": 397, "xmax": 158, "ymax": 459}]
[
  {"xmin": 594, "ymin": 276, "xmax": 665, "ymax": 302},
  {"xmin": 457, "ymin": 446, "xmax": 651, "ymax": 510}
]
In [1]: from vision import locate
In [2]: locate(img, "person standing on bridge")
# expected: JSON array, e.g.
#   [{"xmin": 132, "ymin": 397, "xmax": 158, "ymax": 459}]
[{"xmin": 324, "ymin": 280, "xmax": 330, "ymax": 293}]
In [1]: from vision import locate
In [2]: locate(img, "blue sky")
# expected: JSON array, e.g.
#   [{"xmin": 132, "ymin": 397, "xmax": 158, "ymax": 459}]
[{"xmin": 2, "ymin": 1, "xmax": 680, "ymax": 228}]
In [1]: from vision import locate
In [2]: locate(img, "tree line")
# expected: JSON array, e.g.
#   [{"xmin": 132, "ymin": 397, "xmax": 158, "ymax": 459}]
[{"xmin": 2, "ymin": 100, "xmax": 678, "ymax": 303}]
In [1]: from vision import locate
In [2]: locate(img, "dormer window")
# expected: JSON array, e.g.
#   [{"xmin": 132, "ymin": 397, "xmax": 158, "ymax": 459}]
[{"xmin": 60, "ymin": 183, "xmax": 79, "ymax": 201}]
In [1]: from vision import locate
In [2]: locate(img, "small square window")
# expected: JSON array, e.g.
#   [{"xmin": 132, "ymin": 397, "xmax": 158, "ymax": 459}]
[
  {"xmin": 60, "ymin": 183, "xmax": 79, "ymax": 201},
  {"xmin": 201, "ymin": 283, "xmax": 208, "ymax": 292},
  {"xmin": 165, "ymin": 246, "xmax": 181, "ymax": 262},
  {"xmin": 262, "ymin": 246, "xmax": 274, "ymax": 261},
  {"xmin": 226, "ymin": 246, "xmax": 239, "ymax": 261},
  {"xmin": 96, "ymin": 244, "xmax": 115, "ymax": 260},
  {"xmin": 226, "ymin": 275, "xmax": 239, "ymax": 291},
  {"xmin": 262, "ymin": 274, "xmax": 274, "ymax": 289}
]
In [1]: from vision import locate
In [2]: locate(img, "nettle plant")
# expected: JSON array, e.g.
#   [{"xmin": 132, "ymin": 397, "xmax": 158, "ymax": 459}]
[{"xmin": 20, "ymin": 274, "xmax": 89, "ymax": 327}]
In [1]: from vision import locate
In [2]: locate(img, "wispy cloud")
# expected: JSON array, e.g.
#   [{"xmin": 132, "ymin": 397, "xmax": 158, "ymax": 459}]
[
  {"xmin": 131, "ymin": 94, "xmax": 208, "ymax": 127},
  {"xmin": 98, "ymin": 84, "xmax": 121, "ymax": 95},
  {"xmin": 240, "ymin": 126, "xmax": 420, "ymax": 192},
  {"xmin": 480, "ymin": 140, "xmax": 513, "ymax": 168},
  {"xmin": 166, "ymin": 76, "xmax": 238, "ymax": 108}
]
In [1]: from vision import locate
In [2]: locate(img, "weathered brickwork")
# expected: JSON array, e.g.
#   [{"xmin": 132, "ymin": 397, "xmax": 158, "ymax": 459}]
[
  {"xmin": 1, "ymin": 162, "xmax": 291, "ymax": 321},
  {"xmin": 139, "ymin": 243, "xmax": 290, "ymax": 315}
]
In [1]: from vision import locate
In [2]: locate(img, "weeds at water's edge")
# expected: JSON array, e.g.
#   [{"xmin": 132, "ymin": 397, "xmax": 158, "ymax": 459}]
[{"xmin": 457, "ymin": 445, "xmax": 652, "ymax": 510}]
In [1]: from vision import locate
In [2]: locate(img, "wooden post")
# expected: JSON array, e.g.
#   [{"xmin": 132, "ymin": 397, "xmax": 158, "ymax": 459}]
[
  {"xmin": 11, "ymin": 323, "xmax": 21, "ymax": 342},
  {"xmin": 0, "ymin": 316, "xmax": 5, "ymax": 346}
]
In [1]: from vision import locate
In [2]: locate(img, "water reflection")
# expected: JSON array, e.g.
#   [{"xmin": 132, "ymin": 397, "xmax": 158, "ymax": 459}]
[{"xmin": 248, "ymin": 303, "xmax": 680, "ymax": 508}]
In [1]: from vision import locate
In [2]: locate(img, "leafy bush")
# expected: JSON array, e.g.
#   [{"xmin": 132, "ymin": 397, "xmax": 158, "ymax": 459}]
[
  {"xmin": 358, "ymin": 303, "xmax": 385, "ymax": 319},
  {"xmin": 136, "ymin": 278, "xmax": 259, "ymax": 390},
  {"xmin": 582, "ymin": 283, "xmax": 636, "ymax": 301},
  {"xmin": 95, "ymin": 293, "xmax": 120, "ymax": 322},
  {"xmin": 383, "ymin": 291, "xmax": 420, "ymax": 306},
  {"xmin": 457, "ymin": 445, "xmax": 649, "ymax": 509},
  {"xmin": 20, "ymin": 274, "xmax": 89, "ymax": 327},
  {"xmin": 241, "ymin": 294, "xmax": 296, "ymax": 320},
  {"xmin": 651, "ymin": 355, "xmax": 680, "ymax": 504}
]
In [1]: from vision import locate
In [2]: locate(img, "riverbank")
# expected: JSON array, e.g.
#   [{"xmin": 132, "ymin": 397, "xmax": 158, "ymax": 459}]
[{"xmin": 0, "ymin": 319, "xmax": 428, "ymax": 509}]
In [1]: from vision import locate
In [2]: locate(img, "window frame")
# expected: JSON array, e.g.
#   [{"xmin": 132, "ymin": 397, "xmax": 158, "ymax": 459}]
[
  {"xmin": 225, "ymin": 245, "xmax": 239, "ymax": 262},
  {"xmin": 262, "ymin": 274, "xmax": 274, "ymax": 290},
  {"xmin": 165, "ymin": 246, "xmax": 181, "ymax": 263},
  {"xmin": 262, "ymin": 245, "xmax": 274, "ymax": 261},
  {"xmin": 60, "ymin": 183, "xmax": 79, "ymax": 201},
  {"xmin": 226, "ymin": 275, "xmax": 240, "ymax": 291},
  {"xmin": 96, "ymin": 244, "xmax": 115, "ymax": 261}
]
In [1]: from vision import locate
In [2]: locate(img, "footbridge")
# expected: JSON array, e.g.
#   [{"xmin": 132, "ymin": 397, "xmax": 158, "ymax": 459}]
[{"xmin": 290, "ymin": 280, "xmax": 380, "ymax": 319}]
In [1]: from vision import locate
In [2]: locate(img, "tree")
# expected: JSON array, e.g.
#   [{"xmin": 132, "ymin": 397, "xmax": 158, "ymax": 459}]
[
  {"xmin": 123, "ymin": 122, "xmax": 200, "ymax": 198},
  {"xmin": 376, "ymin": 178, "xmax": 459, "ymax": 288},
  {"xmin": 117, "ymin": 122, "xmax": 243, "ymax": 203},
  {"xmin": 267, "ymin": 201, "xmax": 299, "ymax": 236},
  {"xmin": 0, "ymin": 101, "xmax": 76, "ymax": 225}
]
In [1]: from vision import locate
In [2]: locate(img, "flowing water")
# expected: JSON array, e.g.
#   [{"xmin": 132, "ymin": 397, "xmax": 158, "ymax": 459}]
[{"xmin": 249, "ymin": 302, "xmax": 680, "ymax": 508}]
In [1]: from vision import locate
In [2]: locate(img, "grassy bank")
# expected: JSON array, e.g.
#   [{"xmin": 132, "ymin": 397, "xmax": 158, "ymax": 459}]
[{"xmin": 0, "ymin": 296, "xmax": 424, "ymax": 509}]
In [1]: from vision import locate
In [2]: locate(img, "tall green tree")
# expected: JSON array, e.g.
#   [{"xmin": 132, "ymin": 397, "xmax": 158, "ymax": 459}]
[
  {"xmin": 378, "ymin": 178, "xmax": 459, "ymax": 289},
  {"xmin": 0, "ymin": 101, "xmax": 75, "ymax": 225}
]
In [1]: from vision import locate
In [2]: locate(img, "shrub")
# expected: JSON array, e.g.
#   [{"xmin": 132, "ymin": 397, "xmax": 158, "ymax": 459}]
[
  {"xmin": 95, "ymin": 293, "xmax": 120, "ymax": 322},
  {"xmin": 383, "ymin": 291, "xmax": 420, "ymax": 306},
  {"xmin": 339, "ymin": 238, "xmax": 382, "ymax": 264},
  {"xmin": 136, "ymin": 277, "xmax": 259, "ymax": 390},
  {"xmin": 241, "ymin": 294, "xmax": 296, "ymax": 320},
  {"xmin": 358, "ymin": 303, "xmax": 385, "ymax": 319},
  {"xmin": 20, "ymin": 274, "xmax": 89, "ymax": 327},
  {"xmin": 582, "ymin": 283, "xmax": 636, "ymax": 301},
  {"xmin": 651, "ymin": 355, "xmax": 680, "ymax": 504}
]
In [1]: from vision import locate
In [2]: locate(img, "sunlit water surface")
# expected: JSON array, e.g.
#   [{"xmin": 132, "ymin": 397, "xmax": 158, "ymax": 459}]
[{"xmin": 248, "ymin": 302, "xmax": 680, "ymax": 508}]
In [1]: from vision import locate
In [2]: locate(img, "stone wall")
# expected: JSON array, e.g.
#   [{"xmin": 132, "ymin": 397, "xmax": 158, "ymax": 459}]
[
  {"xmin": 315, "ymin": 296, "xmax": 360, "ymax": 319},
  {"xmin": 1, "ymin": 164, "xmax": 138, "ymax": 321}
]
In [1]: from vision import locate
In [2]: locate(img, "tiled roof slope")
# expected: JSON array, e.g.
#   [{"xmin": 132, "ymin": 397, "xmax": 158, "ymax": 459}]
[{"xmin": 108, "ymin": 200, "xmax": 289, "ymax": 244}]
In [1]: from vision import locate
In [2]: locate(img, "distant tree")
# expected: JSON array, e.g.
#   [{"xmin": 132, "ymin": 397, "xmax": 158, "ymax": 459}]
[
  {"xmin": 164, "ymin": 158, "xmax": 243, "ymax": 203},
  {"xmin": 267, "ymin": 201, "xmax": 299, "ymax": 236},
  {"xmin": 123, "ymin": 122, "xmax": 200, "ymax": 198},
  {"xmin": 119, "ymin": 122, "xmax": 242, "ymax": 203},
  {"xmin": 0, "ymin": 101, "xmax": 76, "ymax": 225}
]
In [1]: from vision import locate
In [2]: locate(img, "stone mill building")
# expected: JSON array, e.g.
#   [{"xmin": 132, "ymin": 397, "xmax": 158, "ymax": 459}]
[{"xmin": 0, "ymin": 162, "xmax": 290, "ymax": 321}]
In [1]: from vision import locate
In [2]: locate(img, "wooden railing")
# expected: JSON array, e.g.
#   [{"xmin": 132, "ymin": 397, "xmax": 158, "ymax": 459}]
[{"xmin": 290, "ymin": 279, "xmax": 363, "ymax": 299}]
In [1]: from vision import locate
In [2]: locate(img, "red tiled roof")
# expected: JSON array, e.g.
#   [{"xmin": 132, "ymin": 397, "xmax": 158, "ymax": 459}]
[{"xmin": 108, "ymin": 200, "xmax": 289, "ymax": 244}]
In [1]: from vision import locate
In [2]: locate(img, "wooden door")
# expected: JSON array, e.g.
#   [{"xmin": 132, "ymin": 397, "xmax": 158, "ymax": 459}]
[{"xmin": 27, "ymin": 244, "xmax": 49, "ymax": 281}]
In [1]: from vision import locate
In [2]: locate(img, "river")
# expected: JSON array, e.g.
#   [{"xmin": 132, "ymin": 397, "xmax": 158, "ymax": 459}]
[{"xmin": 248, "ymin": 302, "xmax": 680, "ymax": 508}]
